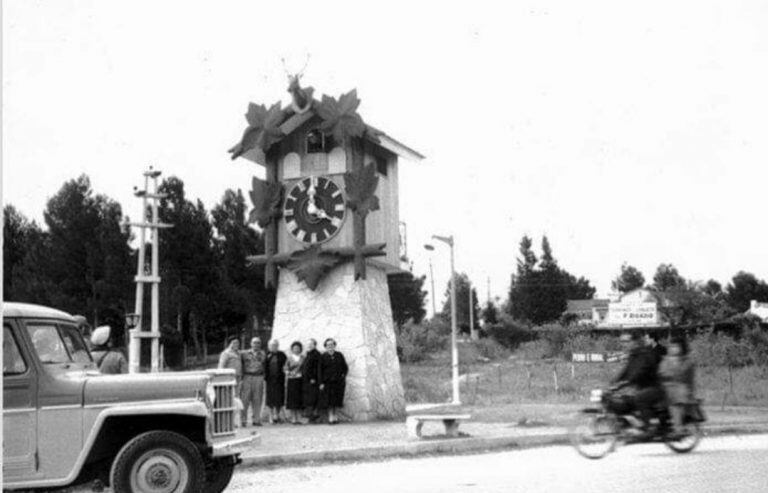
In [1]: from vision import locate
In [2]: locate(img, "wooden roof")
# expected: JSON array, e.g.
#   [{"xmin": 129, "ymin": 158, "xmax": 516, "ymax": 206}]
[{"xmin": 229, "ymin": 103, "xmax": 425, "ymax": 167}]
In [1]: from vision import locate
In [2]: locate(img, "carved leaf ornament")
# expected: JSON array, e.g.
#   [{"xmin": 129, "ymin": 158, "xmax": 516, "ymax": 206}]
[
  {"xmin": 344, "ymin": 162, "xmax": 380, "ymax": 218},
  {"xmin": 231, "ymin": 102, "xmax": 286, "ymax": 160},
  {"xmin": 248, "ymin": 177, "xmax": 284, "ymax": 228},
  {"xmin": 316, "ymin": 90, "xmax": 369, "ymax": 143},
  {"xmin": 286, "ymin": 245, "xmax": 343, "ymax": 290}
]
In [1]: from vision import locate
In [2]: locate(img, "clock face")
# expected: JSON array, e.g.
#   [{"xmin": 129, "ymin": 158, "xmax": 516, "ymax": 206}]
[{"xmin": 284, "ymin": 176, "xmax": 346, "ymax": 244}]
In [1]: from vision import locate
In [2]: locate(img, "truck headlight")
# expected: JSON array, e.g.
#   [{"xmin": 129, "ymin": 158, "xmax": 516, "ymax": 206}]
[{"xmin": 206, "ymin": 382, "xmax": 217, "ymax": 407}]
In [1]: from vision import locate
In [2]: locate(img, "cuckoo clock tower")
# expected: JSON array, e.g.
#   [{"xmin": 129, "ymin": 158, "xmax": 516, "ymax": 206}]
[{"xmin": 230, "ymin": 78, "xmax": 423, "ymax": 420}]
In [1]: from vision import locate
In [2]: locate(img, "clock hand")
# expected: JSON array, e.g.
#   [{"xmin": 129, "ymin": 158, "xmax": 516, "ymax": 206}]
[{"xmin": 306, "ymin": 177, "xmax": 318, "ymax": 215}]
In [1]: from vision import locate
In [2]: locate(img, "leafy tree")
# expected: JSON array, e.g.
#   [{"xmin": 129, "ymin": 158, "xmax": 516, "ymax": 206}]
[
  {"xmin": 725, "ymin": 271, "xmax": 768, "ymax": 313},
  {"xmin": 158, "ymin": 177, "xmax": 225, "ymax": 358},
  {"xmin": 658, "ymin": 281, "xmax": 734, "ymax": 327},
  {"xmin": 652, "ymin": 263, "xmax": 686, "ymax": 291},
  {"xmin": 440, "ymin": 272, "xmax": 480, "ymax": 334},
  {"xmin": 3, "ymin": 205, "xmax": 44, "ymax": 299},
  {"xmin": 211, "ymin": 188, "xmax": 274, "ymax": 342},
  {"xmin": 388, "ymin": 273, "xmax": 428, "ymax": 331},
  {"xmin": 703, "ymin": 279, "xmax": 723, "ymax": 297},
  {"xmin": 612, "ymin": 263, "xmax": 645, "ymax": 293},
  {"xmin": 38, "ymin": 175, "xmax": 133, "ymax": 322},
  {"xmin": 481, "ymin": 299, "xmax": 500, "ymax": 326}
]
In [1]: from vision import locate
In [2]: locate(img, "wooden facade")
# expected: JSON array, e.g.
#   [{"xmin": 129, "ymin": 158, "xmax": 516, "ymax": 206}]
[{"xmin": 253, "ymin": 111, "xmax": 419, "ymax": 271}]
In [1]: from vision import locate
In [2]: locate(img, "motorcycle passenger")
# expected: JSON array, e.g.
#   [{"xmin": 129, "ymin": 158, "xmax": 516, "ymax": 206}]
[
  {"xmin": 610, "ymin": 332, "xmax": 666, "ymax": 430},
  {"xmin": 659, "ymin": 336, "xmax": 696, "ymax": 434},
  {"xmin": 644, "ymin": 332, "xmax": 667, "ymax": 366}
]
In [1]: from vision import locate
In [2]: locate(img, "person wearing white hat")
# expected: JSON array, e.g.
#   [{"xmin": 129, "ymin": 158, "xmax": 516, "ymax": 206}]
[{"xmin": 91, "ymin": 325, "xmax": 127, "ymax": 374}]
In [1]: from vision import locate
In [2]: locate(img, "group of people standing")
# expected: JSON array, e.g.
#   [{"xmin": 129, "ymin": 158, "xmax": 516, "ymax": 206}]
[{"xmin": 219, "ymin": 335, "xmax": 349, "ymax": 426}]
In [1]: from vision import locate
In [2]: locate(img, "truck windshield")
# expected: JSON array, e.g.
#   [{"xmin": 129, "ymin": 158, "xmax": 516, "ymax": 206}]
[
  {"xmin": 59, "ymin": 323, "xmax": 93, "ymax": 363},
  {"xmin": 27, "ymin": 323, "xmax": 92, "ymax": 365},
  {"xmin": 28, "ymin": 324, "xmax": 71, "ymax": 364}
]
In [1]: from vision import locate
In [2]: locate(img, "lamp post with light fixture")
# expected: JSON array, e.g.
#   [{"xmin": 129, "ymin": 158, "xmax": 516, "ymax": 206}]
[{"xmin": 424, "ymin": 234, "xmax": 459, "ymax": 405}]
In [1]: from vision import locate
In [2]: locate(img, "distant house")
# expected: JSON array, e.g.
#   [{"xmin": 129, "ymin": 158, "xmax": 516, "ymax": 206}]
[
  {"xmin": 565, "ymin": 299, "xmax": 609, "ymax": 325},
  {"xmin": 747, "ymin": 300, "xmax": 768, "ymax": 322}
]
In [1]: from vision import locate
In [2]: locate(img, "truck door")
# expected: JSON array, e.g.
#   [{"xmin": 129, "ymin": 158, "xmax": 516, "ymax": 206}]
[
  {"xmin": 27, "ymin": 321, "xmax": 86, "ymax": 482},
  {"xmin": 2, "ymin": 322, "xmax": 39, "ymax": 480}
]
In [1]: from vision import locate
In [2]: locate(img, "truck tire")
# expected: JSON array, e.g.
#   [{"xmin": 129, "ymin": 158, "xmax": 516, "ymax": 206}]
[
  {"xmin": 110, "ymin": 430, "xmax": 205, "ymax": 493},
  {"xmin": 204, "ymin": 458, "xmax": 236, "ymax": 493}
]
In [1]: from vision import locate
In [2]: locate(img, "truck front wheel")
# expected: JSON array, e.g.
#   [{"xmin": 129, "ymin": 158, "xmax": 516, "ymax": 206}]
[
  {"xmin": 110, "ymin": 430, "xmax": 205, "ymax": 493},
  {"xmin": 204, "ymin": 457, "xmax": 237, "ymax": 493}
]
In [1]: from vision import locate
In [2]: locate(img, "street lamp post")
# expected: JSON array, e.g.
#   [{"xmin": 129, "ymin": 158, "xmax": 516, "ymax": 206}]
[{"xmin": 425, "ymin": 234, "xmax": 460, "ymax": 405}]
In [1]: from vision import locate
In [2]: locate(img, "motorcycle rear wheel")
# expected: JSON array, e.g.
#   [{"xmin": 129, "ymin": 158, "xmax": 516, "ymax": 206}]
[
  {"xmin": 570, "ymin": 414, "xmax": 618, "ymax": 460},
  {"xmin": 664, "ymin": 423, "xmax": 702, "ymax": 453}
]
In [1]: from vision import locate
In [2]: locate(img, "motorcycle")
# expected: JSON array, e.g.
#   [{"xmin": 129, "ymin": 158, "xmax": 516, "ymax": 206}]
[{"xmin": 569, "ymin": 387, "xmax": 706, "ymax": 460}]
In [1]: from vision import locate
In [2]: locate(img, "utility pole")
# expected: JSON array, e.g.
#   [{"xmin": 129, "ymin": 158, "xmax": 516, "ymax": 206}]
[
  {"xmin": 487, "ymin": 276, "xmax": 491, "ymax": 305},
  {"xmin": 127, "ymin": 167, "xmax": 172, "ymax": 373},
  {"xmin": 469, "ymin": 279, "xmax": 477, "ymax": 340},
  {"xmin": 424, "ymin": 235, "xmax": 460, "ymax": 405},
  {"xmin": 428, "ymin": 257, "xmax": 437, "ymax": 317}
]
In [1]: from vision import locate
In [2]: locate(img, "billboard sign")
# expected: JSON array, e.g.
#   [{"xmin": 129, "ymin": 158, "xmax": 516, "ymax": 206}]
[{"xmin": 606, "ymin": 301, "xmax": 659, "ymax": 326}]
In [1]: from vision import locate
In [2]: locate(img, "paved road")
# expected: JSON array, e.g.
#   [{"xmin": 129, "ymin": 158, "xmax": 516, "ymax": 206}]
[{"xmin": 228, "ymin": 433, "xmax": 768, "ymax": 493}]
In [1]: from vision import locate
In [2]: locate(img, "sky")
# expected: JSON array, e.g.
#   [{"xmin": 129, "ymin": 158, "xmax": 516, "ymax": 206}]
[{"xmin": 3, "ymin": 0, "xmax": 768, "ymax": 316}]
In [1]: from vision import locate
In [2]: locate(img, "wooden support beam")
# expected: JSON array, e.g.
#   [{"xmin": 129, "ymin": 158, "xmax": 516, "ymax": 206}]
[{"xmin": 248, "ymin": 243, "xmax": 387, "ymax": 267}]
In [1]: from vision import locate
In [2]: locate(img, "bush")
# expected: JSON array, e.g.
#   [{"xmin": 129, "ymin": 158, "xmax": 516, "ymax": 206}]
[
  {"xmin": 397, "ymin": 319, "xmax": 449, "ymax": 363},
  {"xmin": 485, "ymin": 316, "xmax": 535, "ymax": 349},
  {"xmin": 536, "ymin": 324, "xmax": 571, "ymax": 359},
  {"xmin": 690, "ymin": 329, "xmax": 752, "ymax": 367},
  {"xmin": 565, "ymin": 333, "xmax": 622, "ymax": 355},
  {"xmin": 515, "ymin": 339, "xmax": 550, "ymax": 360},
  {"xmin": 468, "ymin": 338, "xmax": 510, "ymax": 361}
]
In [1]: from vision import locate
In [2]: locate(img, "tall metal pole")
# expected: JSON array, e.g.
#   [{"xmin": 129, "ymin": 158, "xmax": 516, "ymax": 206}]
[
  {"xmin": 429, "ymin": 258, "xmax": 437, "ymax": 317},
  {"xmin": 469, "ymin": 279, "xmax": 477, "ymax": 340},
  {"xmin": 129, "ymin": 176, "xmax": 149, "ymax": 374},
  {"xmin": 448, "ymin": 238, "xmax": 459, "ymax": 405},
  {"xmin": 150, "ymin": 175, "xmax": 160, "ymax": 372}
]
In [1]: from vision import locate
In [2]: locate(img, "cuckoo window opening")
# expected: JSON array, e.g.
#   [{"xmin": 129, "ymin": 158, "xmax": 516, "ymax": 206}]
[
  {"xmin": 375, "ymin": 155, "xmax": 388, "ymax": 176},
  {"xmin": 306, "ymin": 130, "xmax": 335, "ymax": 154}
]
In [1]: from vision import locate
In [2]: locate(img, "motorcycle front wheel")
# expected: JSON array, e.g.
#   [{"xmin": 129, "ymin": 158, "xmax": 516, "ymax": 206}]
[
  {"xmin": 569, "ymin": 413, "xmax": 618, "ymax": 460},
  {"xmin": 664, "ymin": 422, "xmax": 702, "ymax": 453}
]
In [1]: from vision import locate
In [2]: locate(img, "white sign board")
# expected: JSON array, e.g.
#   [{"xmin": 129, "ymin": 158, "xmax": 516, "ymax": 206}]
[{"xmin": 606, "ymin": 301, "xmax": 659, "ymax": 326}]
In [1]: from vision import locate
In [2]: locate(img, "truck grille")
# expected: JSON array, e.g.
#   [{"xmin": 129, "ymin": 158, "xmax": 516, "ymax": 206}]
[{"xmin": 207, "ymin": 370, "xmax": 237, "ymax": 437}]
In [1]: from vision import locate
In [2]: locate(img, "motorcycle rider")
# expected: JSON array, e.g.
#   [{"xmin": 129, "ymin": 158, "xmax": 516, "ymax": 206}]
[{"xmin": 610, "ymin": 332, "xmax": 666, "ymax": 431}]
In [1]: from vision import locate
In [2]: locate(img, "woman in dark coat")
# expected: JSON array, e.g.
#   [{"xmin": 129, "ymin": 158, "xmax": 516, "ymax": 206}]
[
  {"xmin": 319, "ymin": 338, "xmax": 348, "ymax": 424},
  {"xmin": 263, "ymin": 339, "xmax": 287, "ymax": 424},
  {"xmin": 301, "ymin": 338, "xmax": 322, "ymax": 422},
  {"xmin": 284, "ymin": 341, "xmax": 305, "ymax": 424}
]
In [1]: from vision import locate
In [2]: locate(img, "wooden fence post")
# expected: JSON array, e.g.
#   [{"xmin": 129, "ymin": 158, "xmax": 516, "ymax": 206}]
[
  {"xmin": 552, "ymin": 364, "xmax": 559, "ymax": 393},
  {"xmin": 526, "ymin": 364, "xmax": 532, "ymax": 392}
]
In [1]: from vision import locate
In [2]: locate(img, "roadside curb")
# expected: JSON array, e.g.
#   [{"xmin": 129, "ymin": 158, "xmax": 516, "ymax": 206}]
[
  {"xmin": 238, "ymin": 422, "xmax": 768, "ymax": 470},
  {"xmin": 239, "ymin": 432, "xmax": 568, "ymax": 469}
]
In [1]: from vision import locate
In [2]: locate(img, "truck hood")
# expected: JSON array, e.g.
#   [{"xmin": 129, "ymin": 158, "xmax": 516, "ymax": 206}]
[{"xmin": 83, "ymin": 372, "xmax": 211, "ymax": 406}]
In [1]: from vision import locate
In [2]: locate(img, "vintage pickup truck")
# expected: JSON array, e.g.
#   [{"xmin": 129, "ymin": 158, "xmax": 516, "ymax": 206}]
[{"xmin": 2, "ymin": 302, "xmax": 256, "ymax": 493}]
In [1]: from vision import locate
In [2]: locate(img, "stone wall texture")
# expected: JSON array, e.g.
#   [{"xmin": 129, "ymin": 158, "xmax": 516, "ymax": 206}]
[{"xmin": 271, "ymin": 262, "xmax": 406, "ymax": 421}]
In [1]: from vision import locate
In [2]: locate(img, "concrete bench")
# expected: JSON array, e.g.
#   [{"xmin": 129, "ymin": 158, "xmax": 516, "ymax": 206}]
[{"xmin": 406, "ymin": 414, "xmax": 471, "ymax": 439}]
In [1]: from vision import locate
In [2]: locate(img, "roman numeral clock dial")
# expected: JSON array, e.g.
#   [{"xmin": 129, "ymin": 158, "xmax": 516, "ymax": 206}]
[{"xmin": 284, "ymin": 176, "xmax": 346, "ymax": 244}]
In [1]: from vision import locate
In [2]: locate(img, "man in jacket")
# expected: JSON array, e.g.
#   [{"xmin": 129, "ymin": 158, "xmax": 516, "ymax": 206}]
[
  {"xmin": 90, "ymin": 325, "xmax": 128, "ymax": 374},
  {"xmin": 611, "ymin": 332, "xmax": 665, "ymax": 429},
  {"xmin": 240, "ymin": 337, "xmax": 266, "ymax": 426}
]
